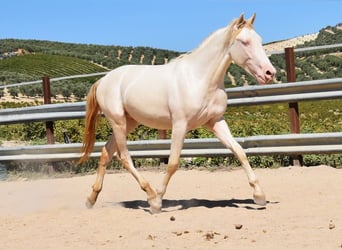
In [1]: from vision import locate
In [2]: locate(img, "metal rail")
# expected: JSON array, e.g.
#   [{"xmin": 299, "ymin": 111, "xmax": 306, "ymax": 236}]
[{"xmin": 0, "ymin": 133, "xmax": 341, "ymax": 162}]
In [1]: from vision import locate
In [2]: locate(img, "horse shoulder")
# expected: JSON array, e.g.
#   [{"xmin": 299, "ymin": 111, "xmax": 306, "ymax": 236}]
[{"xmin": 206, "ymin": 88, "xmax": 228, "ymax": 119}]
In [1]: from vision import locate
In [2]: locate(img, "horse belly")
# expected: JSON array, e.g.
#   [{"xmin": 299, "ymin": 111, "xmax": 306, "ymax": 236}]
[{"xmin": 123, "ymin": 83, "xmax": 172, "ymax": 129}]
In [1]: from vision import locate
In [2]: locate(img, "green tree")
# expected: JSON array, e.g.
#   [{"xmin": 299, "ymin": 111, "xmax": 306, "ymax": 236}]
[
  {"xmin": 9, "ymin": 87, "xmax": 19, "ymax": 98},
  {"xmin": 61, "ymin": 86, "xmax": 72, "ymax": 99},
  {"xmin": 72, "ymin": 86, "xmax": 87, "ymax": 100}
]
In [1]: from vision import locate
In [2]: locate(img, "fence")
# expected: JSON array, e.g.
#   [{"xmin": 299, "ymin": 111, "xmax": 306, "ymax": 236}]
[
  {"xmin": 1, "ymin": 77, "xmax": 341, "ymax": 124},
  {"xmin": 0, "ymin": 133, "xmax": 341, "ymax": 162},
  {"xmin": 1, "ymin": 76, "xmax": 341, "ymax": 162},
  {"xmin": 0, "ymin": 45, "xmax": 342, "ymax": 163}
]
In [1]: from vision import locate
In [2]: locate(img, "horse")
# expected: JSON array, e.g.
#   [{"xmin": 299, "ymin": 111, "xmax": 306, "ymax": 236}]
[{"xmin": 79, "ymin": 13, "xmax": 276, "ymax": 213}]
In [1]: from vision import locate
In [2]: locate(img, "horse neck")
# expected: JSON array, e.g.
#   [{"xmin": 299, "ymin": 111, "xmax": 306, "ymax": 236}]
[{"xmin": 185, "ymin": 27, "xmax": 233, "ymax": 90}]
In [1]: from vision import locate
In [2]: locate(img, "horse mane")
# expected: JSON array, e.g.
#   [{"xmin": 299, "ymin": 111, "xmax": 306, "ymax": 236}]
[{"xmin": 171, "ymin": 15, "xmax": 251, "ymax": 62}]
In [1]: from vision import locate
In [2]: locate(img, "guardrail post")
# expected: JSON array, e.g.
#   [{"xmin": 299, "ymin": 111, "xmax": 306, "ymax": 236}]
[
  {"xmin": 42, "ymin": 76, "xmax": 55, "ymax": 145},
  {"xmin": 285, "ymin": 47, "xmax": 303, "ymax": 166}
]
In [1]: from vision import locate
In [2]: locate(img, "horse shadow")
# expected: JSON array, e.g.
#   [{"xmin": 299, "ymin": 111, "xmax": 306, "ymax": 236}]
[{"xmin": 117, "ymin": 198, "xmax": 277, "ymax": 212}]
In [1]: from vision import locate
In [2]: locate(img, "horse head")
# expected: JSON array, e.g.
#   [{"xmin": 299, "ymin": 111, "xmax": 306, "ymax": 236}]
[{"xmin": 229, "ymin": 13, "xmax": 276, "ymax": 84}]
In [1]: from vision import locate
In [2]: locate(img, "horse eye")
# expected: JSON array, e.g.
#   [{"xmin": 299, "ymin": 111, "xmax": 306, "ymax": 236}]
[{"xmin": 241, "ymin": 40, "xmax": 250, "ymax": 46}]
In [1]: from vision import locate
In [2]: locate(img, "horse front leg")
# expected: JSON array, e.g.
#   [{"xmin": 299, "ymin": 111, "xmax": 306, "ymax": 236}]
[
  {"xmin": 86, "ymin": 135, "xmax": 117, "ymax": 208},
  {"xmin": 155, "ymin": 122, "xmax": 187, "ymax": 211},
  {"xmin": 206, "ymin": 118, "xmax": 266, "ymax": 206}
]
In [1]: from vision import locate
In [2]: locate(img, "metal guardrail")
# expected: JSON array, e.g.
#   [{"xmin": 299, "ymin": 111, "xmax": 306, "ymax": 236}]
[
  {"xmin": 0, "ymin": 133, "xmax": 341, "ymax": 162},
  {"xmin": 0, "ymin": 78, "xmax": 341, "ymax": 125}
]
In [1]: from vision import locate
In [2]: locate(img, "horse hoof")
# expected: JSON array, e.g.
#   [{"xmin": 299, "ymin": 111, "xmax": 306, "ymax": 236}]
[
  {"xmin": 253, "ymin": 192, "xmax": 267, "ymax": 206},
  {"xmin": 149, "ymin": 200, "xmax": 162, "ymax": 214},
  {"xmin": 150, "ymin": 205, "xmax": 162, "ymax": 214},
  {"xmin": 148, "ymin": 197, "xmax": 162, "ymax": 214},
  {"xmin": 85, "ymin": 198, "xmax": 95, "ymax": 209}
]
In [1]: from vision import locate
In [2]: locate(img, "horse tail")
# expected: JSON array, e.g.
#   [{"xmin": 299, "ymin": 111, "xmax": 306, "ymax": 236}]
[{"xmin": 79, "ymin": 80, "xmax": 101, "ymax": 164}]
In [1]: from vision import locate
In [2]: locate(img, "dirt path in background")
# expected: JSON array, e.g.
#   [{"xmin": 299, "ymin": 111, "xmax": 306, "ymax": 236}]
[{"xmin": 0, "ymin": 165, "xmax": 341, "ymax": 250}]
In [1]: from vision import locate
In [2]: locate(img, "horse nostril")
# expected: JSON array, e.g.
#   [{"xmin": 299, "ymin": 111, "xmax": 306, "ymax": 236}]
[
  {"xmin": 265, "ymin": 69, "xmax": 275, "ymax": 83},
  {"xmin": 265, "ymin": 70, "xmax": 275, "ymax": 81}
]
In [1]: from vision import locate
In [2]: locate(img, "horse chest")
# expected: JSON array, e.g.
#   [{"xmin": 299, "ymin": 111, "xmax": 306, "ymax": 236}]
[{"xmin": 188, "ymin": 89, "xmax": 227, "ymax": 126}]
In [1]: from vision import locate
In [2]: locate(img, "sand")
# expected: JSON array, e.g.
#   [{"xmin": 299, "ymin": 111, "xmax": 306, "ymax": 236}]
[{"xmin": 0, "ymin": 165, "xmax": 341, "ymax": 250}]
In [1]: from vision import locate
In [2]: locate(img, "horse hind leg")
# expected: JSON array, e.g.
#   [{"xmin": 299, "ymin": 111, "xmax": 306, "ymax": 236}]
[
  {"xmin": 119, "ymin": 147, "xmax": 161, "ymax": 214},
  {"xmin": 86, "ymin": 117, "xmax": 139, "ymax": 208},
  {"xmin": 107, "ymin": 116, "xmax": 162, "ymax": 213},
  {"xmin": 86, "ymin": 135, "xmax": 118, "ymax": 208}
]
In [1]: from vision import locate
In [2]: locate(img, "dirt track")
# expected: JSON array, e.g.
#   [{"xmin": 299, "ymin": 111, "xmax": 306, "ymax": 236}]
[{"xmin": 0, "ymin": 166, "xmax": 341, "ymax": 250}]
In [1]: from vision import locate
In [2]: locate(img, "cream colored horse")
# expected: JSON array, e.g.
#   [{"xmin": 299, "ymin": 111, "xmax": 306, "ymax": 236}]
[{"xmin": 79, "ymin": 13, "xmax": 276, "ymax": 213}]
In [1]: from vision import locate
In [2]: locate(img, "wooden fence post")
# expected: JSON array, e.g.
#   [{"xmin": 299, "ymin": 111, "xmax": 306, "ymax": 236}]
[
  {"xmin": 42, "ymin": 76, "xmax": 55, "ymax": 145},
  {"xmin": 285, "ymin": 47, "xmax": 303, "ymax": 166},
  {"xmin": 42, "ymin": 76, "xmax": 56, "ymax": 174}
]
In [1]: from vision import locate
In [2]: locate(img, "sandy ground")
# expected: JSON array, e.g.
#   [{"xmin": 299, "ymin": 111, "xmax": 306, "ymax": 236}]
[{"xmin": 0, "ymin": 165, "xmax": 341, "ymax": 250}]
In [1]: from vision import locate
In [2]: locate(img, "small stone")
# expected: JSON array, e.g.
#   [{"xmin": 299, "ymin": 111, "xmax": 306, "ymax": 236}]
[
  {"xmin": 329, "ymin": 223, "xmax": 335, "ymax": 230},
  {"xmin": 204, "ymin": 232, "xmax": 215, "ymax": 240},
  {"xmin": 172, "ymin": 231, "xmax": 183, "ymax": 236},
  {"xmin": 146, "ymin": 234, "xmax": 155, "ymax": 240},
  {"xmin": 234, "ymin": 224, "xmax": 243, "ymax": 230},
  {"xmin": 170, "ymin": 216, "xmax": 176, "ymax": 221}
]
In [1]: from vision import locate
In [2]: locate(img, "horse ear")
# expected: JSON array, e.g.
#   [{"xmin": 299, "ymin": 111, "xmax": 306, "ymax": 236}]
[
  {"xmin": 233, "ymin": 13, "xmax": 245, "ymax": 30},
  {"xmin": 248, "ymin": 13, "xmax": 256, "ymax": 25},
  {"xmin": 237, "ymin": 13, "xmax": 245, "ymax": 24}
]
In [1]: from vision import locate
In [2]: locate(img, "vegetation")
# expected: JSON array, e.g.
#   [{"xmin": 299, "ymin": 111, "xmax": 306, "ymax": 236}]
[
  {"xmin": 0, "ymin": 23, "xmax": 341, "ymax": 173},
  {"xmin": 0, "ymin": 54, "xmax": 107, "ymax": 80},
  {"xmin": 1, "ymin": 99, "xmax": 341, "ymax": 171},
  {"xmin": 1, "ymin": 23, "xmax": 341, "ymax": 90},
  {"xmin": 301, "ymin": 23, "xmax": 342, "ymax": 46},
  {"xmin": 0, "ymin": 39, "xmax": 180, "ymax": 80}
]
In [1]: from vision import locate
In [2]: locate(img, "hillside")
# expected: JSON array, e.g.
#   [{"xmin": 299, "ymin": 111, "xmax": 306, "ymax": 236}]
[
  {"xmin": 0, "ymin": 22, "xmax": 341, "ymax": 100},
  {"xmin": 264, "ymin": 23, "xmax": 342, "ymax": 52},
  {"xmin": 0, "ymin": 53, "xmax": 107, "ymax": 83},
  {"xmin": 263, "ymin": 33, "xmax": 319, "ymax": 52},
  {"xmin": 0, "ymin": 39, "xmax": 180, "ymax": 74}
]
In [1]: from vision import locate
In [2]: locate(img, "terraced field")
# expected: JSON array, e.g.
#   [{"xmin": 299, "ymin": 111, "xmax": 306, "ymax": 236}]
[{"xmin": 0, "ymin": 54, "xmax": 107, "ymax": 84}]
